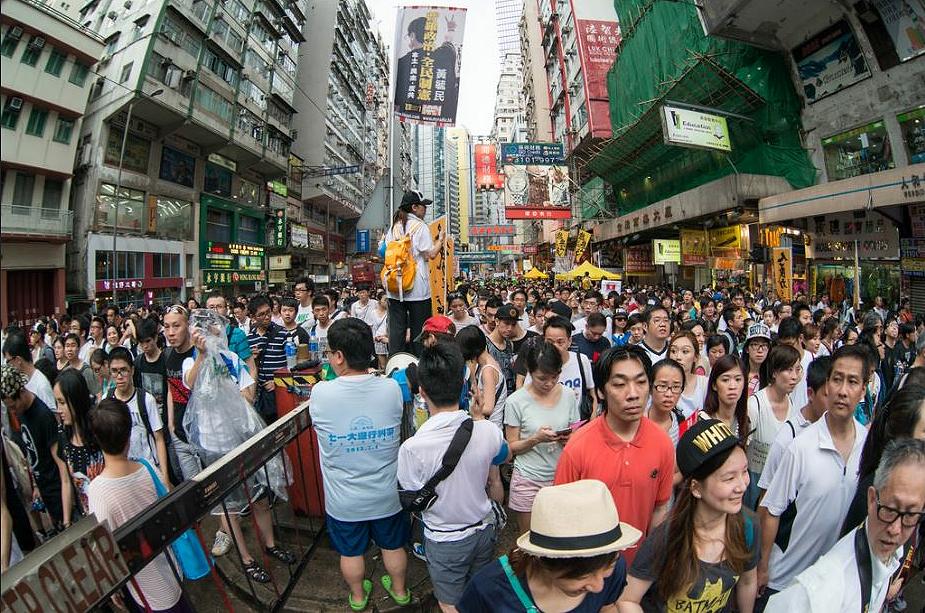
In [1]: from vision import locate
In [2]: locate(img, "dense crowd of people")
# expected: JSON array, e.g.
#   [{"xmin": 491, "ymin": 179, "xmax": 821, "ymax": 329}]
[{"xmin": 0, "ymin": 193, "xmax": 922, "ymax": 613}]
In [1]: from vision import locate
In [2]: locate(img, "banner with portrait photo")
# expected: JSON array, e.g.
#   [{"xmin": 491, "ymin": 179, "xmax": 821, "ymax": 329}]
[{"xmin": 393, "ymin": 6, "xmax": 466, "ymax": 126}]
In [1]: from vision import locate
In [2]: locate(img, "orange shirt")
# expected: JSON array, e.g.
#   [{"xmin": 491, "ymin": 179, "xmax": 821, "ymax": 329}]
[{"xmin": 554, "ymin": 415, "xmax": 675, "ymax": 564}]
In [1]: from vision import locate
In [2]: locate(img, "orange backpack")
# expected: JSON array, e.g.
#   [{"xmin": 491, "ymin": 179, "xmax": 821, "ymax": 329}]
[{"xmin": 381, "ymin": 221, "xmax": 423, "ymax": 297}]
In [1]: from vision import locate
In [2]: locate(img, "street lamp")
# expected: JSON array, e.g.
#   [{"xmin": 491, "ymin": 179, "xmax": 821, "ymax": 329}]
[{"xmin": 111, "ymin": 88, "xmax": 163, "ymax": 307}]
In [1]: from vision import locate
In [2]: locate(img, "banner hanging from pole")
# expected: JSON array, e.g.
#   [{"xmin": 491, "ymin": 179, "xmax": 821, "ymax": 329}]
[
  {"xmin": 429, "ymin": 217, "xmax": 454, "ymax": 315},
  {"xmin": 393, "ymin": 6, "xmax": 466, "ymax": 127}
]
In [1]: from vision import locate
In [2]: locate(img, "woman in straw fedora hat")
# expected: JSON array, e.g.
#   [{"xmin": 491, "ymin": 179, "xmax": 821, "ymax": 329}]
[
  {"xmin": 617, "ymin": 419, "xmax": 760, "ymax": 613},
  {"xmin": 457, "ymin": 479, "xmax": 642, "ymax": 612}
]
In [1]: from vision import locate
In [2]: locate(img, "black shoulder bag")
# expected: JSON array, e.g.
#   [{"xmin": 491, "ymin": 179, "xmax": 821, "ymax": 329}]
[{"xmin": 399, "ymin": 419, "xmax": 473, "ymax": 512}]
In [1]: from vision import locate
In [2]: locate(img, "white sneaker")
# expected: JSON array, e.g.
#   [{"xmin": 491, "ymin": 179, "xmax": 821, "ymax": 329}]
[{"xmin": 212, "ymin": 530, "xmax": 233, "ymax": 556}]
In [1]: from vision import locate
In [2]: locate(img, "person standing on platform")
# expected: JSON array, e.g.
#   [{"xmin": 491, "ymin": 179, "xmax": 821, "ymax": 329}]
[{"xmin": 382, "ymin": 190, "xmax": 445, "ymax": 356}]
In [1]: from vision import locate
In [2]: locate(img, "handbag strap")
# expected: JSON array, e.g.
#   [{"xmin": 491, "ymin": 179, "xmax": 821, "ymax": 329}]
[
  {"xmin": 499, "ymin": 555, "xmax": 538, "ymax": 612},
  {"xmin": 855, "ymin": 524, "xmax": 873, "ymax": 613},
  {"xmin": 421, "ymin": 418, "xmax": 473, "ymax": 492},
  {"xmin": 136, "ymin": 457, "xmax": 168, "ymax": 498}
]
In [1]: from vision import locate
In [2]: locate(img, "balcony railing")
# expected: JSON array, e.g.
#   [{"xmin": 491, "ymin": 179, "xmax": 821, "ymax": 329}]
[{"xmin": 0, "ymin": 205, "xmax": 73, "ymax": 238}]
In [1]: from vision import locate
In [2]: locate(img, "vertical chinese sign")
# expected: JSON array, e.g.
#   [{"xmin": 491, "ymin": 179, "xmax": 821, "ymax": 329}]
[
  {"xmin": 393, "ymin": 7, "xmax": 467, "ymax": 126},
  {"xmin": 429, "ymin": 217, "xmax": 454, "ymax": 315},
  {"xmin": 474, "ymin": 144, "xmax": 503, "ymax": 191},
  {"xmin": 772, "ymin": 247, "xmax": 793, "ymax": 302},
  {"xmin": 575, "ymin": 19, "xmax": 620, "ymax": 138}
]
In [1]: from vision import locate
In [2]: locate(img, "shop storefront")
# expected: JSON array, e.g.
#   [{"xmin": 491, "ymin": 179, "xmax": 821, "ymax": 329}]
[
  {"xmin": 199, "ymin": 194, "xmax": 266, "ymax": 293},
  {"xmin": 86, "ymin": 234, "xmax": 188, "ymax": 308},
  {"xmin": 759, "ymin": 164, "xmax": 922, "ymax": 307}
]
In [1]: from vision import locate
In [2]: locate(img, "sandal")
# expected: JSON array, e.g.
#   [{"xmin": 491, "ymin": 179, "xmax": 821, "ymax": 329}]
[
  {"xmin": 242, "ymin": 560, "xmax": 271, "ymax": 583},
  {"xmin": 265, "ymin": 545, "xmax": 297, "ymax": 565},
  {"xmin": 381, "ymin": 574, "xmax": 411, "ymax": 606},
  {"xmin": 349, "ymin": 578, "xmax": 373, "ymax": 611}
]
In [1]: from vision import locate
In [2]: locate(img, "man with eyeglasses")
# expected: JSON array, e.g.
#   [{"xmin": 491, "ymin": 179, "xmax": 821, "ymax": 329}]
[
  {"xmin": 573, "ymin": 291, "xmax": 613, "ymax": 340},
  {"xmin": 640, "ymin": 305, "xmax": 671, "ymax": 366},
  {"xmin": 756, "ymin": 344, "xmax": 870, "ymax": 610},
  {"xmin": 766, "ymin": 438, "xmax": 925, "ymax": 613},
  {"xmin": 246, "ymin": 295, "xmax": 287, "ymax": 424},
  {"xmin": 106, "ymin": 347, "xmax": 169, "ymax": 478}
]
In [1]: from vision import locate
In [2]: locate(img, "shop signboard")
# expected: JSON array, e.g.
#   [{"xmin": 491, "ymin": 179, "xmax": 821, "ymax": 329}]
[
  {"xmin": 269, "ymin": 270, "xmax": 288, "ymax": 284},
  {"xmin": 772, "ymin": 247, "xmax": 794, "ymax": 302},
  {"xmin": 709, "ymin": 225, "xmax": 743, "ymax": 258},
  {"xmin": 273, "ymin": 210, "xmax": 287, "ymax": 248},
  {"xmin": 356, "ymin": 229, "xmax": 371, "ymax": 253},
  {"xmin": 291, "ymin": 223, "xmax": 308, "ymax": 248},
  {"xmin": 809, "ymin": 211, "xmax": 900, "ymax": 259},
  {"xmin": 624, "ymin": 245, "xmax": 655, "ymax": 273},
  {"xmin": 393, "ymin": 6, "xmax": 466, "ymax": 126},
  {"xmin": 791, "ymin": 20, "xmax": 871, "ymax": 104},
  {"xmin": 97, "ymin": 279, "xmax": 144, "ymax": 291},
  {"xmin": 269, "ymin": 255, "xmax": 291, "ymax": 270},
  {"xmin": 470, "ymin": 224, "xmax": 517, "ymax": 236},
  {"xmin": 652, "ymin": 239, "xmax": 681, "ymax": 265},
  {"xmin": 202, "ymin": 242, "xmax": 265, "ymax": 276},
  {"xmin": 203, "ymin": 269, "xmax": 266, "ymax": 285},
  {"xmin": 308, "ymin": 233, "xmax": 325, "ymax": 251},
  {"xmin": 457, "ymin": 251, "xmax": 496, "ymax": 263},
  {"xmin": 680, "ymin": 229, "xmax": 709, "ymax": 266},
  {"xmin": 487, "ymin": 244, "xmax": 522, "ymax": 252},
  {"xmin": 554, "ymin": 230, "xmax": 569, "ymax": 257},
  {"xmin": 523, "ymin": 245, "xmax": 539, "ymax": 255},
  {"xmin": 901, "ymin": 238, "xmax": 925, "ymax": 277},
  {"xmin": 910, "ymin": 204, "xmax": 925, "ymax": 238},
  {"xmin": 661, "ymin": 105, "xmax": 731, "ymax": 152}
]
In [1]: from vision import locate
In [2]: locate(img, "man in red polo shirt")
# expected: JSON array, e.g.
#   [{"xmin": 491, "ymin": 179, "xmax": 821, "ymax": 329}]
[{"xmin": 554, "ymin": 345, "xmax": 674, "ymax": 564}]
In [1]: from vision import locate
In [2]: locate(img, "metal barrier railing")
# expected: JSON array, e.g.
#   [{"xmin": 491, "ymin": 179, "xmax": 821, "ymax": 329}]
[{"xmin": 2, "ymin": 401, "xmax": 325, "ymax": 613}]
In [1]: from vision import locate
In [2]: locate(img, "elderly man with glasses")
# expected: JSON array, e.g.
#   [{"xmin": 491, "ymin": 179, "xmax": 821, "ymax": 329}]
[{"xmin": 766, "ymin": 438, "xmax": 925, "ymax": 613}]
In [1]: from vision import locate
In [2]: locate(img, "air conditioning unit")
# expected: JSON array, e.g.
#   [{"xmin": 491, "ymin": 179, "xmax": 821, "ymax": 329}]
[
  {"xmin": 123, "ymin": 0, "xmax": 132, "ymax": 8},
  {"xmin": 78, "ymin": 145, "xmax": 93, "ymax": 166},
  {"xmin": 290, "ymin": 129, "xmax": 298, "ymax": 139},
  {"xmin": 214, "ymin": 13, "xmax": 224, "ymax": 20},
  {"xmin": 8, "ymin": 97, "xmax": 23, "ymax": 111},
  {"xmin": 107, "ymin": 10, "xmax": 117, "ymax": 20},
  {"xmin": 99, "ymin": 53, "xmax": 112, "ymax": 65},
  {"xmin": 160, "ymin": 57, "xmax": 172, "ymax": 66},
  {"xmin": 10, "ymin": 26, "xmax": 23, "ymax": 39},
  {"xmin": 240, "ymin": 69, "xmax": 250, "ymax": 80},
  {"xmin": 30, "ymin": 36, "xmax": 46, "ymax": 49},
  {"xmin": 183, "ymin": 69, "xmax": 196, "ymax": 80}
]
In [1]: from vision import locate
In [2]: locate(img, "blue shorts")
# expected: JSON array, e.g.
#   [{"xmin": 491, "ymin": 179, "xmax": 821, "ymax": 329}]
[{"xmin": 326, "ymin": 511, "xmax": 410, "ymax": 557}]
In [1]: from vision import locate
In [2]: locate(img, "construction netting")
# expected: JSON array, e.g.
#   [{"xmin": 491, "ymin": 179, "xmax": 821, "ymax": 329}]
[{"xmin": 587, "ymin": 0, "xmax": 817, "ymax": 215}]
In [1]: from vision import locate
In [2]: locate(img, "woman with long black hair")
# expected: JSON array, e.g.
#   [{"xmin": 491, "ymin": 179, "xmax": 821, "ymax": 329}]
[
  {"xmin": 700, "ymin": 355, "xmax": 750, "ymax": 441},
  {"xmin": 53, "ymin": 369, "xmax": 104, "ymax": 527},
  {"xmin": 618, "ymin": 419, "xmax": 759, "ymax": 612}
]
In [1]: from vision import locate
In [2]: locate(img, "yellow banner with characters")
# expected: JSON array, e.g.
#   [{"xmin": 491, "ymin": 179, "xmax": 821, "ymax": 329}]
[
  {"xmin": 574, "ymin": 229, "xmax": 592, "ymax": 262},
  {"xmin": 772, "ymin": 247, "xmax": 793, "ymax": 302},
  {"xmin": 554, "ymin": 230, "xmax": 569, "ymax": 257},
  {"xmin": 429, "ymin": 218, "xmax": 454, "ymax": 315}
]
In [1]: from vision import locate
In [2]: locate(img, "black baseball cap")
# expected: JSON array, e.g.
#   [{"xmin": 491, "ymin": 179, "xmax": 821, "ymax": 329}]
[
  {"xmin": 677, "ymin": 419, "xmax": 739, "ymax": 479},
  {"xmin": 400, "ymin": 190, "xmax": 433, "ymax": 211},
  {"xmin": 496, "ymin": 304, "xmax": 520, "ymax": 323}
]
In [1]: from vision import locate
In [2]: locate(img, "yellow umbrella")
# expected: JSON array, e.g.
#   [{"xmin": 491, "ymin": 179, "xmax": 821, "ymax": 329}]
[
  {"xmin": 523, "ymin": 268, "xmax": 548, "ymax": 280},
  {"xmin": 561, "ymin": 261, "xmax": 621, "ymax": 280}
]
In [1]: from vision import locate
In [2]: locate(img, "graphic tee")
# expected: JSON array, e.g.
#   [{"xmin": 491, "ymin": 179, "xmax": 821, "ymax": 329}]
[
  {"xmin": 164, "ymin": 346, "xmax": 194, "ymax": 441},
  {"xmin": 630, "ymin": 515, "xmax": 761, "ymax": 613}
]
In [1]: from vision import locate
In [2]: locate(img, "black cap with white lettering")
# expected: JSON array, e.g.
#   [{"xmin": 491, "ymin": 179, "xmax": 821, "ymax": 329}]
[{"xmin": 677, "ymin": 419, "xmax": 739, "ymax": 479}]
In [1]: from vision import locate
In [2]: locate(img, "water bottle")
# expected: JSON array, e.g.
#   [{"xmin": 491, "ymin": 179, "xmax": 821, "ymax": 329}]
[
  {"xmin": 285, "ymin": 338, "xmax": 297, "ymax": 370},
  {"xmin": 309, "ymin": 336, "xmax": 319, "ymax": 362}
]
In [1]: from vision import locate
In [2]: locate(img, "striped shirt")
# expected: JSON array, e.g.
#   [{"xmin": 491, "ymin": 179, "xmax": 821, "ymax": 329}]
[
  {"xmin": 247, "ymin": 322, "xmax": 287, "ymax": 383},
  {"xmin": 88, "ymin": 465, "xmax": 182, "ymax": 610}
]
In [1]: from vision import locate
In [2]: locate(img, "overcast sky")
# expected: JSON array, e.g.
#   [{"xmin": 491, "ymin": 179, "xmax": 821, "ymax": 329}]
[{"xmin": 367, "ymin": 0, "xmax": 501, "ymax": 135}]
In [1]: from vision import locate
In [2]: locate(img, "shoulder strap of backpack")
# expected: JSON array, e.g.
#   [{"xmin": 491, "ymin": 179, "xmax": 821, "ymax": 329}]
[
  {"xmin": 136, "ymin": 386, "xmax": 155, "ymax": 441},
  {"xmin": 421, "ymin": 419, "xmax": 474, "ymax": 492}
]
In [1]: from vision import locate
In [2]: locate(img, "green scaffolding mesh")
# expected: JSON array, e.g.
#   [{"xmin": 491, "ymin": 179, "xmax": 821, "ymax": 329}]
[{"xmin": 587, "ymin": 0, "xmax": 817, "ymax": 216}]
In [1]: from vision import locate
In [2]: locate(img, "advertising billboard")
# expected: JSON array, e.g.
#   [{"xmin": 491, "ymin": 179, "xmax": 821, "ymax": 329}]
[
  {"xmin": 791, "ymin": 20, "xmax": 870, "ymax": 104},
  {"xmin": 575, "ymin": 19, "xmax": 620, "ymax": 138},
  {"xmin": 662, "ymin": 105, "xmax": 731, "ymax": 152},
  {"xmin": 652, "ymin": 239, "xmax": 681, "ymax": 264},
  {"xmin": 474, "ymin": 144, "xmax": 503, "ymax": 191},
  {"xmin": 502, "ymin": 143, "xmax": 571, "ymax": 220},
  {"xmin": 624, "ymin": 245, "xmax": 655, "ymax": 273},
  {"xmin": 393, "ymin": 7, "xmax": 466, "ymax": 126}
]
